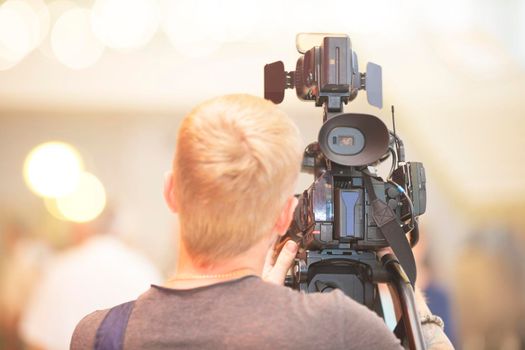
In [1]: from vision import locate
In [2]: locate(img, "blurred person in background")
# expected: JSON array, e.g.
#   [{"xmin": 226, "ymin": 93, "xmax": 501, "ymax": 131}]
[
  {"xmin": 71, "ymin": 94, "xmax": 452, "ymax": 349},
  {"xmin": 0, "ymin": 219, "xmax": 51, "ymax": 350},
  {"xmin": 18, "ymin": 209, "xmax": 162, "ymax": 350},
  {"xmin": 455, "ymin": 227, "xmax": 525, "ymax": 350},
  {"xmin": 413, "ymin": 227, "xmax": 459, "ymax": 347}
]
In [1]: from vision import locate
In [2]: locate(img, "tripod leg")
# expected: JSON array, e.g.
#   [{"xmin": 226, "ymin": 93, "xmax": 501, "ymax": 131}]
[{"xmin": 383, "ymin": 254, "xmax": 426, "ymax": 350}]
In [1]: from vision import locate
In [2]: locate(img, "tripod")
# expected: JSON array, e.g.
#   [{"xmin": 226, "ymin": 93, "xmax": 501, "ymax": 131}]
[{"xmin": 286, "ymin": 250, "xmax": 426, "ymax": 350}]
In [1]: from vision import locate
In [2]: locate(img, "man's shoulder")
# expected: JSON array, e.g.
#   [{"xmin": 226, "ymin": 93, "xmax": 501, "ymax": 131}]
[
  {"xmin": 272, "ymin": 283, "xmax": 370, "ymax": 316},
  {"xmin": 242, "ymin": 277, "xmax": 375, "ymax": 318},
  {"xmin": 323, "ymin": 290, "xmax": 402, "ymax": 348},
  {"xmin": 70, "ymin": 308, "xmax": 110, "ymax": 349},
  {"xmin": 249, "ymin": 280, "xmax": 380, "ymax": 323},
  {"xmin": 246, "ymin": 281, "xmax": 401, "ymax": 349}
]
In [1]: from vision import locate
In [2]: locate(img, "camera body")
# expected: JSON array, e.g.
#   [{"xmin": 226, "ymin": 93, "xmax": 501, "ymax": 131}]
[
  {"xmin": 290, "ymin": 156, "xmax": 426, "ymax": 252},
  {"xmin": 264, "ymin": 33, "xmax": 425, "ymax": 299}
]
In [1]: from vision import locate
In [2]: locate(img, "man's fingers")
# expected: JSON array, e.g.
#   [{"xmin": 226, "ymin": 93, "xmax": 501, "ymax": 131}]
[
  {"xmin": 264, "ymin": 242, "xmax": 276, "ymax": 267},
  {"xmin": 264, "ymin": 240, "xmax": 298, "ymax": 285}
]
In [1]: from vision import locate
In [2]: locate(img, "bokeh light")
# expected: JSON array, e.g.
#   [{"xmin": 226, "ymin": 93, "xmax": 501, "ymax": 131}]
[
  {"xmin": 23, "ymin": 0, "xmax": 51, "ymax": 46},
  {"xmin": 0, "ymin": 0, "xmax": 41, "ymax": 70},
  {"xmin": 39, "ymin": 0, "xmax": 76, "ymax": 59},
  {"xmin": 51, "ymin": 8, "xmax": 105, "ymax": 69},
  {"xmin": 160, "ymin": 0, "xmax": 222, "ymax": 58},
  {"xmin": 91, "ymin": 0, "xmax": 160, "ymax": 50},
  {"xmin": 23, "ymin": 142, "xmax": 84, "ymax": 198},
  {"xmin": 3, "ymin": 1, "xmax": 41, "ymax": 48},
  {"xmin": 55, "ymin": 172, "xmax": 106, "ymax": 223},
  {"xmin": 44, "ymin": 196, "xmax": 69, "ymax": 221},
  {"xmin": 205, "ymin": 0, "xmax": 259, "ymax": 44}
]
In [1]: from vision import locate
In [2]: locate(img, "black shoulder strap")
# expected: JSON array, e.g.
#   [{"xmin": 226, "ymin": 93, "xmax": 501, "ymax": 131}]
[
  {"xmin": 363, "ymin": 175, "xmax": 417, "ymax": 286},
  {"xmin": 94, "ymin": 301, "xmax": 136, "ymax": 350}
]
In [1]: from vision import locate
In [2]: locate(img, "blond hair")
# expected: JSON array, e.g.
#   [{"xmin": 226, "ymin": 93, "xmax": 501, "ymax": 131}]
[{"xmin": 173, "ymin": 94, "xmax": 302, "ymax": 265}]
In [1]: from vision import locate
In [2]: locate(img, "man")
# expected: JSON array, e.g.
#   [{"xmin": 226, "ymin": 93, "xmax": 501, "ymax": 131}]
[{"xmin": 71, "ymin": 94, "xmax": 451, "ymax": 349}]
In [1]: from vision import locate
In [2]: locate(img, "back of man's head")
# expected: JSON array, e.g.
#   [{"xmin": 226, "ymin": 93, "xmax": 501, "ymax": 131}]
[{"xmin": 173, "ymin": 94, "xmax": 302, "ymax": 266}]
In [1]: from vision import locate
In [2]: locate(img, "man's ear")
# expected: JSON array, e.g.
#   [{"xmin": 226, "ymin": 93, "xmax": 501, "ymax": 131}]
[
  {"xmin": 163, "ymin": 171, "xmax": 178, "ymax": 213},
  {"xmin": 275, "ymin": 196, "xmax": 298, "ymax": 237}
]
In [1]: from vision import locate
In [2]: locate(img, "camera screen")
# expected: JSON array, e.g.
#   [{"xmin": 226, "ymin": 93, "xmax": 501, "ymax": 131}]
[
  {"xmin": 337, "ymin": 135, "xmax": 354, "ymax": 146},
  {"xmin": 326, "ymin": 126, "xmax": 365, "ymax": 156}
]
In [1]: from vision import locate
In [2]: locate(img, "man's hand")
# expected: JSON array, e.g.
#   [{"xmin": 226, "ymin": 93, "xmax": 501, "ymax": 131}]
[{"xmin": 262, "ymin": 240, "xmax": 298, "ymax": 285}]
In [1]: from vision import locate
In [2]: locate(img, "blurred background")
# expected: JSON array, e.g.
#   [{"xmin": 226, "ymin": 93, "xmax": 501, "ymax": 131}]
[{"xmin": 0, "ymin": 0, "xmax": 524, "ymax": 349}]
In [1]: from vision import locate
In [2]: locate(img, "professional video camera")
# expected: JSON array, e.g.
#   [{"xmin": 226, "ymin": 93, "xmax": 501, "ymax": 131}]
[{"xmin": 264, "ymin": 33, "xmax": 427, "ymax": 349}]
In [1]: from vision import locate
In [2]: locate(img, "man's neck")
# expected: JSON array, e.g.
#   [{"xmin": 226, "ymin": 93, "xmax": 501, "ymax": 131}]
[{"xmin": 164, "ymin": 237, "xmax": 268, "ymax": 290}]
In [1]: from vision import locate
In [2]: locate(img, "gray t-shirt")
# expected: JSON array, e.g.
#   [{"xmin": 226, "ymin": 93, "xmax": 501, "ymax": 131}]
[{"xmin": 71, "ymin": 276, "xmax": 402, "ymax": 349}]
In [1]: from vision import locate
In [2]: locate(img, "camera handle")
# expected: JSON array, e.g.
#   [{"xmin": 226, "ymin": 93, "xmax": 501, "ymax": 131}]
[
  {"xmin": 322, "ymin": 100, "xmax": 344, "ymax": 122},
  {"xmin": 382, "ymin": 253, "xmax": 426, "ymax": 350}
]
